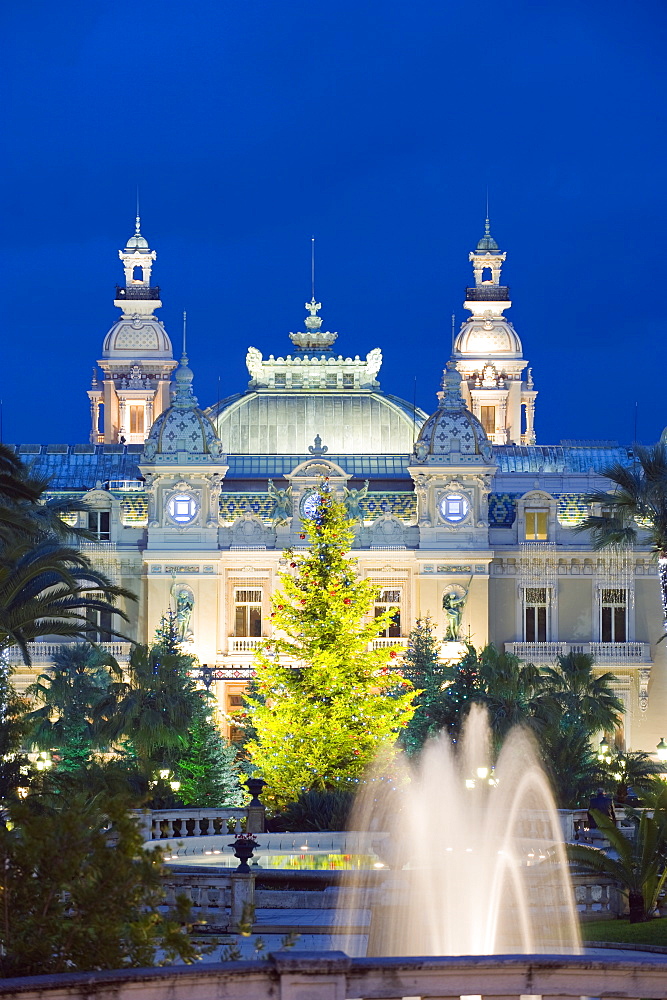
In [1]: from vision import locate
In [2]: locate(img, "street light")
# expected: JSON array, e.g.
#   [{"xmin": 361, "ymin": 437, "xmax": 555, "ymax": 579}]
[
  {"xmin": 597, "ymin": 737, "xmax": 612, "ymax": 764},
  {"xmin": 656, "ymin": 737, "xmax": 667, "ymax": 762}
]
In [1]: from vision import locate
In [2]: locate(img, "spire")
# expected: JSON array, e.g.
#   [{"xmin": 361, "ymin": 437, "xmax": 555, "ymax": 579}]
[
  {"xmin": 476, "ymin": 213, "xmax": 499, "ymax": 252},
  {"xmin": 288, "ymin": 239, "xmax": 338, "ymax": 351}
]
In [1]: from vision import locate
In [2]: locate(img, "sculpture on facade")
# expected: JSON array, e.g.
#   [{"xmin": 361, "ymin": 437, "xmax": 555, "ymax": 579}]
[
  {"xmin": 174, "ymin": 585, "xmax": 194, "ymax": 642},
  {"xmin": 442, "ymin": 586, "xmax": 467, "ymax": 640},
  {"xmin": 343, "ymin": 480, "xmax": 369, "ymax": 522},
  {"xmin": 268, "ymin": 480, "xmax": 293, "ymax": 526}
]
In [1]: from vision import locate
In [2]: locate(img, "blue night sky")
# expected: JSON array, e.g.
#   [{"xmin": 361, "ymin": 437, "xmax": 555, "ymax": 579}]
[{"xmin": 1, "ymin": 1, "xmax": 665, "ymax": 448}]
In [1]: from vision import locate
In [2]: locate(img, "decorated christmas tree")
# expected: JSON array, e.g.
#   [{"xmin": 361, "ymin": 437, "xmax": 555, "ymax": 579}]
[
  {"xmin": 442, "ymin": 645, "xmax": 483, "ymax": 740},
  {"xmin": 243, "ymin": 485, "xmax": 416, "ymax": 808},
  {"xmin": 400, "ymin": 616, "xmax": 452, "ymax": 755}
]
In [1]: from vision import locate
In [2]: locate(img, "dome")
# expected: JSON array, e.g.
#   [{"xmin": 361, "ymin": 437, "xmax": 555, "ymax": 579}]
[
  {"xmin": 143, "ymin": 353, "xmax": 223, "ymax": 462},
  {"xmin": 209, "ymin": 390, "xmax": 426, "ymax": 455},
  {"xmin": 476, "ymin": 217, "xmax": 499, "ymax": 252},
  {"xmin": 124, "ymin": 217, "xmax": 151, "ymax": 252},
  {"xmin": 102, "ymin": 317, "xmax": 173, "ymax": 358},
  {"xmin": 454, "ymin": 317, "xmax": 522, "ymax": 357},
  {"xmin": 413, "ymin": 363, "xmax": 493, "ymax": 465}
]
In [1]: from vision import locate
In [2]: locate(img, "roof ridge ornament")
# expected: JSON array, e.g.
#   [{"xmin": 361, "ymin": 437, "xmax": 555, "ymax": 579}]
[{"xmin": 308, "ymin": 434, "xmax": 328, "ymax": 456}]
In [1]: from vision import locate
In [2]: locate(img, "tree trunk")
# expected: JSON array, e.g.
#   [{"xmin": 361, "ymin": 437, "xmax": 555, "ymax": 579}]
[{"xmin": 628, "ymin": 888, "xmax": 647, "ymax": 923}]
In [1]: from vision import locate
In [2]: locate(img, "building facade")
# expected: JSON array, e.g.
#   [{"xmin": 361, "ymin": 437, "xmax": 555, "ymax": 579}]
[{"xmin": 10, "ymin": 218, "xmax": 666, "ymax": 754}]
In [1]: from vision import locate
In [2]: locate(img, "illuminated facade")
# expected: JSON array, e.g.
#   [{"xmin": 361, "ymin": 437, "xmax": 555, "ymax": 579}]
[{"xmin": 9, "ymin": 219, "xmax": 667, "ymax": 755}]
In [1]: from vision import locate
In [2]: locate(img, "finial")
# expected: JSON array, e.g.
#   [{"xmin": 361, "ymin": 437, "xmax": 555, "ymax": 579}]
[
  {"xmin": 182, "ymin": 310, "xmax": 187, "ymax": 357},
  {"xmin": 304, "ymin": 296, "xmax": 323, "ymax": 331},
  {"xmin": 136, "ymin": 185, "xmax": 141, "ymax": 234}
]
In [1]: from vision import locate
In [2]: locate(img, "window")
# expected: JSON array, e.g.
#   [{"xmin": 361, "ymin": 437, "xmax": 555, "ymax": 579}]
[
  {"xmin": 234, "ymin": 589, "xmax": 262, "ymax": 637},
  {"xmin": 132, "ymin": 266, "xmax": 143, "ymax": 281},
  {"xmin": 167, "ymin": 493, "xmax": 198, "ymax": 525},
  {"xmin": 326, "ymin": 374, "xmax": 338, "ymax": 388},
  {"xmin": 85, "ymin": 592, "xmax": 113, "ymax": 642},
  {"xmin": 274, "ymin": 374, "xmax": 286, "ymax": 387},
  {"xmin": 129, "ymin": 405, "xmax": 144, "ymax": 435},
  {"xmin": 525, "ymin": 508, "xmax": 548, "ymax": 540},
  {"xmin": 524, "ymin": 587, "xmax": 547, "ymax": 642},
  {"xmin": 374, "ymin": 588, "xmax": 401, "ymax": 637},
  {"xmin": 481, "ymin": 405, "xmax": 495, "ymax": 435},
  {"xmin": 88, "ymin": 510, "xmax": 110, "ymax": 540},
  {"xmin": 439, "ymin": 493, "xmax": 469, "ymax": 524},
  {"xmin": 481, "ymin": 266, "xmax": 493, "ymax": 282},
  {"xmin": 601, "ymin": 588, "xmax": 627, "ymax": 642},
  {"xmin": 343, "ymin": 374, "xmax": 354, "ymax": 388}
]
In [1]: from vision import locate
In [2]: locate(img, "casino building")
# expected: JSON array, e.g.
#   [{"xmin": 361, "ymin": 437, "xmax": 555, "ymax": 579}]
[{"xmin": 9, "ymin": 217, "xmax": 666, "ymax": 754}]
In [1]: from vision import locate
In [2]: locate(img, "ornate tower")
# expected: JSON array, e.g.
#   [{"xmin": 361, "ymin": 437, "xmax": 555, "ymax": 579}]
[
  {"xmin": 409, "ymin": 362, "xmax": 497, "ymax": 550},
  {"xmin": 452, "ymin": 219, "xmax": 537, "ymax": 445},
  {"xmin": 88, "ymin": 218, "xmax": 176, "ymax": 445}
]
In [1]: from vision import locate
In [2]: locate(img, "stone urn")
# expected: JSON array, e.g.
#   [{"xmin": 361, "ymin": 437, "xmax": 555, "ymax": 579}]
[
  {"xmin": 245, "ymin": 776, "xmax": 267, "ymax": 806},
  {"xmin": 229, "ymin": 836, "xmax": 259, "ymax": 872}
]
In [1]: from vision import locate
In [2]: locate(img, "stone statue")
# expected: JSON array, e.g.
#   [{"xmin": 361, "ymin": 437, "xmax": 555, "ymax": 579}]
[
  {"xmin": 175, "ymin": 586, "xmax": 194, "ymax": 642},
  {"xmin": 343, "ymin": 480, "xmax": 369, "ymax": 522},
  {"xmin": 268, "ymin": 480, "xmax": 293, "ymax": 526},
  {"xmin": 442, "ymin": 587, "xmax": 467, "ymax": 640}
]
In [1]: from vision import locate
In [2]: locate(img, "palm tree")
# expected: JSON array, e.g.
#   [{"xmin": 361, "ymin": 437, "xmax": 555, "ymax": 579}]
[
  {"xmin": 575, "ymin": 442, "xmax": 667, "ymax": 631},
  {"xmin": 475, "ymin": 644, "xmax": 552, "ymax": 743},
  {"xmin": 608, "ymin": 750, "xmax": 665, "ymax": 804},
  {"xmin": 540, "ymin": 650, "xmax": 624, "ymax": 734},
  {"xmin": 0, "ymin": 539, "xmax": 135, "ymax": 665},
  {"xmin": 567, "ymin": 787, "xmax": 667, "ymax": 922},
  {"xmin": 26, "ymin": 644, "xmax": 120, "ymax": 770}
]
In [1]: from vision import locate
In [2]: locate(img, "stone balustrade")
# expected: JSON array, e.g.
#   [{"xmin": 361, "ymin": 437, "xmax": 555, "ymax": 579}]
[
  {"xmin": 505, "ymin": 640, "xmax": 652, "ymax": 665},
  {"xmin": 135, "ymin": 805, "xmax": 264, "ymax": 842},
  {"xmin": 2, "ymin": 953, "xmax": 666, "ymax": 1000}
]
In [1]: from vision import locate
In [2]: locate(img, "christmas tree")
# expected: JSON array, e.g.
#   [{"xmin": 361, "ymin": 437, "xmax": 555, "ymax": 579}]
[
  {"xmin": 441, "ymin": 644, "xmax": 483, "ymax": 740},
  {"xmin": 174, "ymin": 697, "xmax": 245, "ymax": 807},
  {"xmin": 243, "ymin": 485, "xmax": 416, "ymax": 808},
  {"xmin": 400, "ymin": 616, "xmax": 452, "ymax": 755}
]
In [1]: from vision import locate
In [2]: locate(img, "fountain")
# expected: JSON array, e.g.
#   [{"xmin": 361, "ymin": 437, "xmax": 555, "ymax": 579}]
[{"xmin": 338, "ymin": 705, "xmax": 582, "ymax": 956}]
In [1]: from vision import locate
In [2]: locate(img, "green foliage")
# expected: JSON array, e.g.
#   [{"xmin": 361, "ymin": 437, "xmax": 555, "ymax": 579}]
[
  {"xmin": 94, "ymin": 644, "xmax": 202, "ymax": 777},
  {"xmin": 540, "ymin": 650, "xmax": 624, "ymax": 734},
  {"xmin": 244, "ymin": 486, "xmax": 415, "ymax": 808},
  {"xmin": 174, "ymin": 697, "xmax": 245, "ymax": 807},
  {"xmin": 0, "ymin": 661, "xmax": 32, "ymax": 798},
  {"xmin": 153, "ymin": 608, "xmax": 182, "ymax": 654},
  {"xmin": 581, "ymin": 917, "xmax": 667, "ymax": 945},
  {"xmin": 26, "ymin": 643, "xmax": 119, "ymax": 771},
  {"xmin": 0, "ymin": 444, "xmax": 135, "ymax": 665},
  {"xmin": 400, "ymin": 617, "xmax": 451, "ymax": 755},
  {"xmin": 0, "ymin": 772, "xmax": 202, "ymax": 975},
  {"xmin": 279, "ymin": 789, "xmax": 356, "ymax": 831},
  {"xmin": 567, "ymin": 787, "xmax": 667, "ymax": 922},
  {"xmin": 539, "ymin": 719, "xmax": 602, "ymax": 808},
  {"xmin": 608, "ymin": 751, "xmax": 665, "ymax": 803}
]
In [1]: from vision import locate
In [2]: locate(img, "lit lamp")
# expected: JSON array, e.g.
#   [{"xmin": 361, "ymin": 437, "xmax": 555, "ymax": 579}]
[
  {"xmin": 34, "ymin": 751, "xmax": 53, "ymax": 772},
  {"xmin": 597, "ymin": 737, "xmax": 612, "ymax": 764},
  {"xmin": 656, "ymin": 738, "xmax": 667, "ymax": 762}
]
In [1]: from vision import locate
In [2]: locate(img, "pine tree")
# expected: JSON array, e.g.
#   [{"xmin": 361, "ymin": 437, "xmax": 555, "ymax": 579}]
[
  {"xmin": 400, "ymin": 617, "xmax": 451, "ymax": 755},
  {"xmin": 174, "ymin": 697, "xmax": 245, "ymax": 807},
  {"xmin": 441, "ymin": 644, "xmax": 483, "ymax": 740},
  {"xmin": 243, "ymin": 485, "xmax": 416, "ymax": 808}
]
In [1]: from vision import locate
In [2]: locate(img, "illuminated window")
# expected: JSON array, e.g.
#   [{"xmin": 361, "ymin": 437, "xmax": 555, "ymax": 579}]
[
  {"xmin": 374, "ymin": 588, "xmax": 401, "ymax": 638},
  {"xmin": 234, "ymin": 589, "xmax": 262, "ymax": 637},
  {"xmin": 88, "ymin": 510, "xmax": 110, "ymax": 541},
  {"xmin": 524, "ymin": 587, "xmax": 548, "ymax": 642},
  {"xmin": 85, "ymin": 591, "xmax": 113, "ymax": 642},
  {"xmin": 167, "ymin": 493, "xmax": 198, "ymax": 524},
  {"xmin": 129, "ymin": 405, "xmax": 144, "ymax": 434},
  {"xmin": 601, "ymin": 588, "xmax": 627, "ymax": 642},
  {"xmin": 481, "ymin": 405, "xmax": 495, "ymax": 435},
  {"xmin": 439, "ymin": 493, "xmax": 469, "ymax": 524},
  {"xmin": 525, "ymin": 509, "xmax": 548, "ymax": 540}
]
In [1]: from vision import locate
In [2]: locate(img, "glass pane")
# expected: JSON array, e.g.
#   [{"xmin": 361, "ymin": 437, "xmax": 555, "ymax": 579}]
[
  {"xmin": 234, "ymin": 605, "xmax": 247, "ymax": 636},
  {"xmin": 525, "ymin": 606, "xmax": 535, "ymax": 642},
  {"xmin": 249, "ymin": 606, "xmax": 262, "ymax": 637},
  {"xmin": 601, "ymin": 606, "xmax": 612, "ymax": 642},
  {"xmin": 614, "ymin": 606, "xmax": 626, "ymax": 642},
  {"xmin": 537, "ymin": 606, "xmax": 547, "ymax": 641}
]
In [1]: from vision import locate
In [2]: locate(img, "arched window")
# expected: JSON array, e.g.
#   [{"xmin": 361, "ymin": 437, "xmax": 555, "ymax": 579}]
[
  {"xmin": 132, "ymin": 265, "xmax": 143, "ymax": 282},
  {"xmin": 481, "ymin": 266, "xmax": 493, "ymax": 283}
]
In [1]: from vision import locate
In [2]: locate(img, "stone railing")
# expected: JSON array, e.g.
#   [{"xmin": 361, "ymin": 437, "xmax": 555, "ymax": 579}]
[
  {"xmin": 371, "ymin": 637, "xmax": 409, "ymax": 650},
  {"xmin": 505, "ymin": 640, "xmax": 652, "ymax": 665},
  {"xmin": 3, "ymin": 953, "xmax": 667, "ymax": 1000},
  {"xmin": 5, "ymin": 641, "xmax": 133, "ymax": 666},
  {"xmin": 228, "ymin": 636, "xmax": 266, "ymax": 653},
  {"xmin": 136, "ymin": 804, "xmax": 265, "ymax": 842}
]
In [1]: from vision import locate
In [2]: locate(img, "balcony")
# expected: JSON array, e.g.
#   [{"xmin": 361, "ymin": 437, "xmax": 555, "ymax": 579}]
[
  {"xmin": 465, "ymin": 285, "xmax": 510, "ymax": 301},
  {"xmin": 505, "ymin": 640, "xmax": 652, "ymax": 665},
  {"xmin": 115, "ymin": 285, "xmax": 161, "ymax": 300},
  {"xmin": 227, "ymin": 636, "xmax": 266, "ymax": 654},
  {"xmin": 371, "ymin": 637, "xmax": 409, "ymax": 651}
]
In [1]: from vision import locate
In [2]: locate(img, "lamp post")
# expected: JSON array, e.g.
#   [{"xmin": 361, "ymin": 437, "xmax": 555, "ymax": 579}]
[
  {"xmin": 656, "ymin": 737, "xmax": 667, "ymax": 762},
  {"xmin": 597, "ymin": 737, "xmax": 612, "ymax": 765}
]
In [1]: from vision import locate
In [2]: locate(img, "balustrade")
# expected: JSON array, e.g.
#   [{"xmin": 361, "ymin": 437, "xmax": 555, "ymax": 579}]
[{"xmin": 505, "ymin": 640, "xmax": 652, "ymax": 665}]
